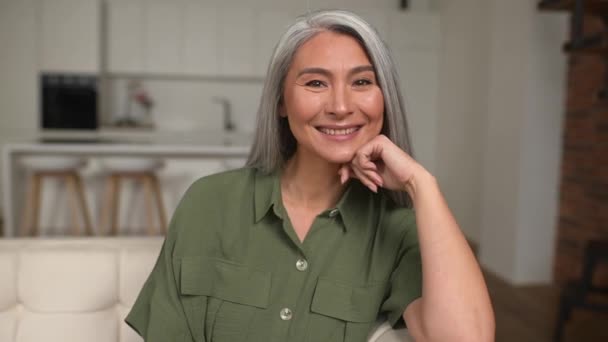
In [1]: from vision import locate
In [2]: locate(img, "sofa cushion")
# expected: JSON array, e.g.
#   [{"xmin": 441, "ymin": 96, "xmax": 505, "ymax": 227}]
[
  {"xmin": 18, "ymin": 246, "xmax": 118, "ymax": 312},
  {"xmin": 16, "ymin": 309, "xmax": 117, "ymax": 342},
  {"xmin": 0, "ymin": 251, "xmax": 18, "ymax": 311},
  {"xmin": 0, "ymin": 308, "xmax": 18, "ymax": 342},
  {"xmin": 118, "ymin": 305, "xmax": 143, "ymax": 342},
  {"xmin": 119, "ymin": 245, "xmax": 161, "ymax": 306}
]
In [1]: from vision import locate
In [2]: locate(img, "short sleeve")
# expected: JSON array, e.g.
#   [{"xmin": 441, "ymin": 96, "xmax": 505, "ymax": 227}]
[
  {"xmin": 125, "ymin": 208, "xmax": 192, "ymax": 341},
  {"xmin": 380, "ymin": 210, "xmax": 423, "ymax": 329}
]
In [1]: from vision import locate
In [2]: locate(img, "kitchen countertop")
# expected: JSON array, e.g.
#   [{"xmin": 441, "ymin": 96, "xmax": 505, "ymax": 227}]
[{"xmin": 2, "ymin": 129, "xmax": 254, "ymax": 157}]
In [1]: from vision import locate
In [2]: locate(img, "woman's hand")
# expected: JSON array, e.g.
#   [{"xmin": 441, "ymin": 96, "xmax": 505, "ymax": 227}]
[{"xmin": 338, "ymin": 134, "xmax": 427, "ymax": 195}]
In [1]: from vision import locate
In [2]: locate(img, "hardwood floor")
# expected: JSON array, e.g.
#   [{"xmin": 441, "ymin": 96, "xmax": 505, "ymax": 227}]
[{"xmin": 484, "ymin": 269, "xmax": 608, "ymax": 342}]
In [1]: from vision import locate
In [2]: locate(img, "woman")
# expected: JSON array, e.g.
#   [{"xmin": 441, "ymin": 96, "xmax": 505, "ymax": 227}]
[{"xmin": 126, "ymin": 9, "xmax": 494, "ymax": 342}]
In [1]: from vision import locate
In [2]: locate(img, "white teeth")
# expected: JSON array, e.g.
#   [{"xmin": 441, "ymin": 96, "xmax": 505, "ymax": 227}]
[{"xmin": 318, "ymin": 127, "xmax": 358, "ymax": 135}]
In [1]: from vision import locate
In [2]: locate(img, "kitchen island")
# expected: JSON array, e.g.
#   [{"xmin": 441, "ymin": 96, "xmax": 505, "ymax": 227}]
[{"xmin": 2, "ymin": 131, "xmax": 252, "ymax": 237}]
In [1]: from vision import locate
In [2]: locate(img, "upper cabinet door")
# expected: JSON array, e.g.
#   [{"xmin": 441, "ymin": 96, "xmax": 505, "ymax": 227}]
[
  {"xmin": 353, "ymin": 9, "xmax": 389, "ymax": 41},
  {"xmin": 182, "ymin": 2, "xmax": 218, "ymax": 76},
  {"xmin": 253, "ymin": 10, "xmax": 293, "ymax": 77},
  {"xmin": 144, "ymin": 0, "xmax": 182, "ymax": 74},
  {"xmin": 107, "ymin": 0, "xmax": 145, "ymax": 73},
  {"xmin": 218, "ymin": 8, "xmax": 255, "ymax": 77},
  {"xmin": 38, "ymin": 0, "xmax": 100, "ymax": 73}
]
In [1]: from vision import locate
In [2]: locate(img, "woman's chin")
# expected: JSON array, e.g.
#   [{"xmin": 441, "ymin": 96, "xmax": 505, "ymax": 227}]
[{"xmin": 319, "ymin": 150, "xmax": 356, "ymax": 165}]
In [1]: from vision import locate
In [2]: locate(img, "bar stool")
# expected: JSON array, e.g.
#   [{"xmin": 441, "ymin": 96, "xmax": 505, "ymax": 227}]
[
  {"xmin": 19, "ymin": 156, "xmax": 93, "ymax": 236},
  {"xmin": 99, "ymin": 157, "xmax": 167, "ymax": 236}
]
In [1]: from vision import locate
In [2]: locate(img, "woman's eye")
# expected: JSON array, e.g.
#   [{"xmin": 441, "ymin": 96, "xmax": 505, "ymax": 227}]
[
  {"xmin": 354, "ymin": 79, "xmax": 373, "ymax": 86},
  {"xmin": 305, "ymin": 80, "xmax": 325, "ymax": 87}
]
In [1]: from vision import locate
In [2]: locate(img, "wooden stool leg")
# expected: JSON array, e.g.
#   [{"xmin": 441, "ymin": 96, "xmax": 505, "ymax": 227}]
[
  {"xmin": 20, "ymin": 173, "xmax": 34, "ymax": 236},
  {"xmin": 20, "ymin": 173, "xmax": 42, "ymax": 236},
  {"xmin": 142, "ymin": 174, "xmax": 157, "ymax": 236},
  {"xmin": 100, "ymin": 174, "xmax": 114, "ymax": 235},
  {"xmin": 150, "ymin": 174, "xmax": 167, "ymax": 235},
  {"xmin": 65, "ymin": 173, "xmax": 82, "ymax": 236},
  {"xmin": 73, "ymin": 173, "xmax": 93, "ymax": 236},
  {"xmin": 110, "ymin": 175, "xmax": 120, "ymax": 235}
]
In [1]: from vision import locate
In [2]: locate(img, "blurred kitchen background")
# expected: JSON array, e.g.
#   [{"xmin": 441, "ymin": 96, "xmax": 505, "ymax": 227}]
[{"xmin": 0, "ymin": 0, "xmax": 607, "ymax": 341}]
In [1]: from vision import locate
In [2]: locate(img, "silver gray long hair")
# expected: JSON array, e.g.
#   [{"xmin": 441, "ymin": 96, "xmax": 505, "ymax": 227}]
[{"xmin": 246, "ymin": 9, "xmax": 413, "ymax": 207}]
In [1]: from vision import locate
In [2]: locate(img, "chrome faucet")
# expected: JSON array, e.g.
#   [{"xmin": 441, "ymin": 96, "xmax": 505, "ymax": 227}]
[{"xmin": 212, "ymin": 96, "xmax": 235, "ymax": 132}]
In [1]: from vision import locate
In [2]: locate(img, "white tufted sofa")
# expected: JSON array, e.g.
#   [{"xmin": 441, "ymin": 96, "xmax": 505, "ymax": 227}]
[{"xmin": 0, "ymin": 238, "xmax": 412, "ymax": 342}]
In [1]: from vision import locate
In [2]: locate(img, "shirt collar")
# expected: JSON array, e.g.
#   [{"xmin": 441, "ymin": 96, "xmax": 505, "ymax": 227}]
[
  {"xmin": 253, "ymin": 168, "xmax": 373, "ymax": 231},
  {"xmin": 254, "ymin": 168, "xmax": 283, "ymax": 222},
  {"xmin": 333, "ymin": 180, "xmax": 371, "ymax": 232}
]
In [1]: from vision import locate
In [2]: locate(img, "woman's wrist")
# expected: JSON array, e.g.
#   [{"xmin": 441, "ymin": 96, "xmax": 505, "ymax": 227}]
[{"xmin": 403, "ymin": 167, "xmax": 437, "ymax": 201}]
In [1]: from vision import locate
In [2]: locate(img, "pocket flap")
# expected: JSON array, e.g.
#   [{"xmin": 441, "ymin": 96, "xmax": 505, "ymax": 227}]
[
  {"xmin": 180, "ymin": 257, "xmax": 271, "ymax": 309},
  {"xmin": 310, "ymin": 279, "xmax": 386, "ymax": 323}
]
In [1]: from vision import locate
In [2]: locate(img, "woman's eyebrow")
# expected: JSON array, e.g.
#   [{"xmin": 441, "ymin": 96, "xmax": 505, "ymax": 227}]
[
  {"xmin": 296, "ymin": 65, "xmax": 375, "ymax": 78},
  {"xmin": 297, "ymin": 67, "xmax": 331, "ymax": 78},
  {"xmin": 349, "ymin": 65, "xmax": 375, "ymax": 76}
]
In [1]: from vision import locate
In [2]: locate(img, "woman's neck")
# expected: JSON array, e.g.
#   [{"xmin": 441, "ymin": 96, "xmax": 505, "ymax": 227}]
[{"xmin": 281, "ymin": 151, "xmax": 346, "ymax": 211}]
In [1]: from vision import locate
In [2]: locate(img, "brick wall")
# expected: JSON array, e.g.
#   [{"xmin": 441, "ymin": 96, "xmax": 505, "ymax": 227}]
[{"xmin": 554, "ymin": 14, "xmax": 608, "ymax": 285}]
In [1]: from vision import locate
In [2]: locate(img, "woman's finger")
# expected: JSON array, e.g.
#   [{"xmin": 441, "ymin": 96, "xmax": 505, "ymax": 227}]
[
  {"xmin": 352, "ymin": 166, "xmax": 378, "ymax": 193},
  {"xmin": 358, "ymin": 139, "xmax": 384, "ymax": 162},
  {"xmin": 338, "ymin": 165, "xmax": 350, "ymax": 184},
  {"xmin": 353, "ymin": 158, "xmax": 377, "ymax": 172},
  {"xmin": 364, "ymin": 169, "xmax": 383, "ymax": 186},
  {"xmin": 361, "ymin": 159, "xmax": 377, "ymax": 171}
]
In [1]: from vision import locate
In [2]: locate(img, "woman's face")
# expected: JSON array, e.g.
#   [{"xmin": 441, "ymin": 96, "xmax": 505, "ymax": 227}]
[{"xmin": 282, "ymin": 31, "xmax": 385, "ymax": 165}]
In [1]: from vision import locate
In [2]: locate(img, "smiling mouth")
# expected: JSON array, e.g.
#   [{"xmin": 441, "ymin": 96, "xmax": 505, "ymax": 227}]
[{"xmin": 316, "ymin": 126, "xmax": 361, "ymax": 136}]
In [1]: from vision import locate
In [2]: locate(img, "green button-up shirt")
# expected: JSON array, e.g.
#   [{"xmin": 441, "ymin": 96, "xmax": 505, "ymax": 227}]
[{"xmin": 126, "ymin": 167, "xmax": 422, "ymax": 342}]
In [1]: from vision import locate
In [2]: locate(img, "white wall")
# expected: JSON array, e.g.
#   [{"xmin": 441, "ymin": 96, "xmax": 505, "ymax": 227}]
[
  {"xmin": 479, "ymin": 0, "xmax": 529, "ymax": 278},
  {"xmin": 478, "ymin": 0, "xmax": 568, "ymax": 284},
  {"xmin": 514, "ymin": 12, "xmax": 567, "ymax": 284},
  {"xmin": 434, "ymin": 0, "xmax": 490, "ymax": 242},
  {"xmin": 431, "ymin": 0, "xmax": 568, "ymax": 284},
  {"xmin": 106, "ymin": 78, "xmax": 264, "ymax": 133}
]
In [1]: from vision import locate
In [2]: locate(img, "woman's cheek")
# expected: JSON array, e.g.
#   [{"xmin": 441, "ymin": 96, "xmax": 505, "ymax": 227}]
[{"xmin": 293, "ymin": 94, "xmax": 324, "ymax": 119}]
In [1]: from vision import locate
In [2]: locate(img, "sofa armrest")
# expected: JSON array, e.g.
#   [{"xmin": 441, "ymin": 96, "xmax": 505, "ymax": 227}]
[{"xmin": 368, "ymin": 320, "xmax": 413, "ymax": 342}]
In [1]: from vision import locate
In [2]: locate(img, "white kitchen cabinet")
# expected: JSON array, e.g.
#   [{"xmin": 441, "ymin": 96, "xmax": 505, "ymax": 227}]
[
  {"xmin": 353, "ymin": 9, "xmax": 389, "ymax": 40},
  {"xmin": 107, "ymin": 0, "xmax": 221, "ymax": 77},
  {"xmin": 387, "ymin": 12, "xmax": 440, "ymax": 53},
  {"xmin": 106, "ymin": 4, "xmax": 293, "ymax": 78},
  {"xmin": 144, "ymin": 0, "xmax": 182, "ymax": 74},
  {"xmin": 182, "ymin": 2, "xmax": 219, "ymax": 75},
  {"xmin": 106, "ymin": 0, "xmax": 145, "ymax": 73},
  {"xmin": 253, "ymin": 9, "xmax": 294, "ymax": 76},
  {"xmin": 0, "ymin": 0, "xmax": 38, "ymax": 219},
  {"xmin": 38, "ymin": 0, "xmax": 100, "ymax": 73},
  {"xmin": 218, "ymin": 8, "xmax": 256, "ymax": 76}
]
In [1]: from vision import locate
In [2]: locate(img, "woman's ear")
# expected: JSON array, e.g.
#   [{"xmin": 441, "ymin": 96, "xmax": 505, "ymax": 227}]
[{"xmin": 278, "ymin": 102, "xmax": 287, "ymax": 118}]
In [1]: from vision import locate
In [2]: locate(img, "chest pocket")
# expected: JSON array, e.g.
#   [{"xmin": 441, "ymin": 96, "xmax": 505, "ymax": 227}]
[
  {"xmin": 307, "ymin": 278, "xmax": 387, "ymax": 342},
  {"xmin": 180, "ymin": 257, "xmax": 271, "ymax": 342}
]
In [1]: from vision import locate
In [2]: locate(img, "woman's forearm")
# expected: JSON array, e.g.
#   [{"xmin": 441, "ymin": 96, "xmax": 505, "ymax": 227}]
[{"xmin": 406, "ymin": 170, "xmax": 495, "ymax": 342}]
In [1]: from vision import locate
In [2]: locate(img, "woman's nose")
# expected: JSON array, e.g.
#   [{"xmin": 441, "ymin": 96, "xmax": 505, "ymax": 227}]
[{"xmin": 327, "ymin": 85, "xmax": 354, "ymax": 118}]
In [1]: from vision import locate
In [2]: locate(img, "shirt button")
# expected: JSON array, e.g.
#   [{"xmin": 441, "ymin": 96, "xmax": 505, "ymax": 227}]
[
  {"xmin": 295, "ymin": 258, "xmax": 308, "ymax": 271},
  {"xmin": 329, "ymin": 208, "xmax": 339, "ymax": 217},
  {"xmin": 280, "ymin": 308, "xmax": 293, "ymax": 321}
]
